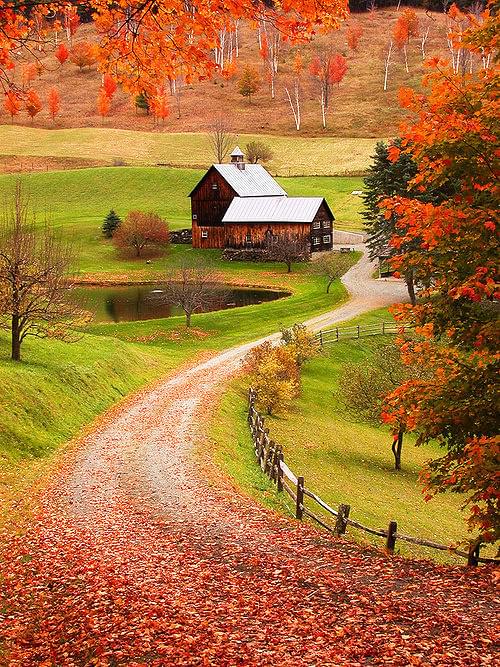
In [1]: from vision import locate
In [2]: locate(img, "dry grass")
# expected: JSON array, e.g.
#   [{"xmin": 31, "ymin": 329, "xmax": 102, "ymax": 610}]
[
  {"xmin": 0, "ymin": 126, "xmax": 379, "ymax": 176},
  {"xmin": 1, "ymin": 9, "xmax": 452, "ymax": 138}
]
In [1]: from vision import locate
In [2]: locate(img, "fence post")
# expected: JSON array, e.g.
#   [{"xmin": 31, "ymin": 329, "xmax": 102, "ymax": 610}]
[
  {"xmin": 335, "ymin": 503, "xmax": 350, "ymax": 535},
  {"xmin": 295, "ymin": 476, "xmax": 304, "ymax": 520},
  {"xmin": 386, "ymin": 521, "xmax": 398, "ymax": 553},
  {"xmin": 467, "ymin": 540, "xmax": 481, "ymax": 567},
  {"xmin": 336, "ymin": 327, "xmax": 339, "ymax": 342},
  {"xmin": 319, "ymin": 330, "xmax": 323, "ymax": 347},
  {"xmin": 357, "ymin": 325, "xmax": 360, "ymax": 339},
  {"xmin": 277, "ymin": 452, "xmax": 284, "ymax": 492},
  {"xmin": 382, "ymin": 321, "xmax": 385, "ymax": 335}
]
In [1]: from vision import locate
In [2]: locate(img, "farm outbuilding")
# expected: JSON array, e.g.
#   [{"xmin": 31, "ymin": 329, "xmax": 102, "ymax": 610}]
[{"xmin": 189, "ymin": 147, "xmax": 334, "ymax": 251}]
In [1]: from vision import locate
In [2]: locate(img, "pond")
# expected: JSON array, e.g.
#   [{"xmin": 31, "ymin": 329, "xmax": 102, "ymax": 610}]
[{"xmin": 68, "ymin": 284, "xmax": 290, "ymax": 323}]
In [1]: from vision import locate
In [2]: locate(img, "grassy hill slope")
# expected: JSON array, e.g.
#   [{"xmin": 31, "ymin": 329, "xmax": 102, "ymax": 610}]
[
  {"xmin": 0, "ymin": 169, "xmax": 365, "ymax": 274},
  {"xmin": 0, "ymin": 127, "xmax": 379, "ymax": 177},
  {"xmin": 1, "ymin": 9, "xmax": 450, "ymax": 137}
]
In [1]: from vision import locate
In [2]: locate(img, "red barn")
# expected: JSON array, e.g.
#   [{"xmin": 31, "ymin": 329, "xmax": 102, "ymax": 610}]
[{"xmin": 189, "ymin": 147, "xmax": 334, "ymax": 252}]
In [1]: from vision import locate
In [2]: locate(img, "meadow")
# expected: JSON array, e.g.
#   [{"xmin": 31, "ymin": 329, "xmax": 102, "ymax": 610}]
[
  {"xmin": 210, "ymin": 308, "xmax": 487, "ymax": 563},
  {"xmin": 0, "ymin": 126, "xmax": 379, "ymax": 177},
  {"xmin": 0, "ymin": 168, "xmax": 365, "ymax": 276}
]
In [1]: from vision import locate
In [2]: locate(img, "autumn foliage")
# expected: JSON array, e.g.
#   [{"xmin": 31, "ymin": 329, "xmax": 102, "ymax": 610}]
[
  {"xmin": 48, "ymin": 87, "xmax": 60, "ymax": 122},
  {"xmin": 113, "ymin": 211, "xmax": 169, "ymax": 257},
  {"xmin": 55, "ymin": 42, "xmax": 69, "ymax": 65},
  {"xmin": 70, "ymin": 41, "xmax": 97, "ymax": 70},
  {"xmin": 25, "ymin": 90, "xmax": 42, "ymax": 122},
  {"xmin": 97, "ymin": 88, "xmax": 111, "ymax": 119},
  {"xmin": 380, "ymin": 6, "xmax": 499, "ymax": 544},
  {"xmin": 3, "ymin": 91, "xmax": 21, "ymax": 122}
]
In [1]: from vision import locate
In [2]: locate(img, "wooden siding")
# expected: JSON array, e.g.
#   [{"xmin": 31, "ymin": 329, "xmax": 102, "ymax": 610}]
[
  {"xmin": 191, "ymin": 168, "xmax": 235, "ymax": 250},
  {"xmin": 225, "ymin": 222, "xmax": 311, "ymax": 250},
  {"xmin": 310, "ymin": 202, "xmax": 333, "ymax": 252},
  {"xmin": 192, "ymin": 221, "xmax": 226, "ymax": 249}
]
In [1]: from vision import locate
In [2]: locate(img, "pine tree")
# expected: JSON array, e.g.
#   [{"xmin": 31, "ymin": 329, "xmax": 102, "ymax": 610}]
[{"xmin": 102, "ymin": 210, "xmax": 122, "ymax": 238}]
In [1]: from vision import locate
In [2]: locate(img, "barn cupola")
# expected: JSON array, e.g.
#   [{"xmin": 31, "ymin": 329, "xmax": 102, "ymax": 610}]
[{"xmin": 230, "ymin": 146, "xmax": 245, "ymax": 170}]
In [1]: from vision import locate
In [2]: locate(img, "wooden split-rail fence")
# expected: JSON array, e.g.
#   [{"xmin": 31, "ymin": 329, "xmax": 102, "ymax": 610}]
[
  {"xmin": 316, "ymin": 321, "xmax": 414, "ymax": 346},
  {"xmin": 247, "ymin": 388, "xmax": 498, "ymax": 567}
]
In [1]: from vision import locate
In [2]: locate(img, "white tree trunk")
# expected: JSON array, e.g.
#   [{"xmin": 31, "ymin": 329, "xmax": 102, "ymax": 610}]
[
  {"xmin": 384, "ymin": 41, "xmax": 393, "ymax": 91},
  {"xmin": 285, "ymin": 83, "xmax": 301, "ymax": 131}
]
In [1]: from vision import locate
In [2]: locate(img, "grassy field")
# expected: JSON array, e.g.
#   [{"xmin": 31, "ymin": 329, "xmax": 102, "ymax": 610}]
[
  {"xmin": 211, "ymin": 308, "xmax": 485, "ymax": 563},
  {"xmin": 0, "ymin": 126, "xmax": 379, "ymax": 177},
  {"xmin": 0, "ymin": 168, "xmax": 365, "ymax": 271}
]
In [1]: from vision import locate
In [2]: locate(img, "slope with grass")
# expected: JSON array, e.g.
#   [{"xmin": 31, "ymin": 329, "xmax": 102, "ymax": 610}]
[
  {"xmin": 0, "ymin": 9, "xmax": 449, "ymax": 137},
  {"xmin": 211, "ymin": 308, "xmax": 484, "ymax": 563},
  {"xmin": 0, "ymin": 126, "xmax": 378, "ymax": 177},
  {"xmin": 0, "ymin": 168, "xmax": 365, "ymax": 274}
]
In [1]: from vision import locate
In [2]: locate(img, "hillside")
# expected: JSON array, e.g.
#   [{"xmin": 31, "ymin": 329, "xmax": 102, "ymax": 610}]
[{"xmin": 2, "ymin": 8, "xmax": 451, "ymax": 138}]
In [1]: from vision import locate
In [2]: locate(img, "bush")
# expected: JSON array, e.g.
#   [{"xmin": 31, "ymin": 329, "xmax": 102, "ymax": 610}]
[
  {"xmin": 112, "ymin": 211, "xmax": 169, "ymax": 258},
  {"xmin": 280, "ymin": 323, "xmax": 319, "ymax": 367}
]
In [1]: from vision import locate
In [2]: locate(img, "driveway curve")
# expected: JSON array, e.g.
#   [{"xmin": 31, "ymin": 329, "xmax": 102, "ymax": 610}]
[{"xmin": 0, "ymin": 249, "xmax": 496, "ymax": 667}]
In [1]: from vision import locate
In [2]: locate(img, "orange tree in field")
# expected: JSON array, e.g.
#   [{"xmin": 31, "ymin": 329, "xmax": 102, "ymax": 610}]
[
  {"xmin": 0, "ymin": 1, "xmax": 348, "ymax": 96},
  {"xmin": 381, "ymin": 5, "xmax": 499, "ymax": 546},
  {"xmin": 113, "ymin": 211, "xmax": 169, "ymax": 258}
]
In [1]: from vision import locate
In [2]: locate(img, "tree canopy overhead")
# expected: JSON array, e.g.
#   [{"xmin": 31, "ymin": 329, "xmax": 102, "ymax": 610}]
[{"xmin": 0, "ymin": 0, "xmax": 349, "ymax": 95}]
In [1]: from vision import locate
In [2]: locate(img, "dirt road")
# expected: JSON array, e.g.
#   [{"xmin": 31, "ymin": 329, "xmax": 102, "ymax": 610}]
[{"xmin": 0, "ymin": 251, "xmax": 496, "ymax": 666}]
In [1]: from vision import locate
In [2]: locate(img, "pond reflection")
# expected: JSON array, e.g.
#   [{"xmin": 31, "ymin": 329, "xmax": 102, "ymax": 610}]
[{"xmin": 68, "ymin": 284, "xmax": 289, "ymax": 323}]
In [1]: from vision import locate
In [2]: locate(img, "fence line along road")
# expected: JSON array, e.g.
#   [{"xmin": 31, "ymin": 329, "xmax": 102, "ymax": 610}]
[
  {"xmin": 316, "ymin": 321, "xmax": 414, "ymax": 346},
  {"xmin": 247, "ymin": 388, "xmax": 499, "ymax": 568}
]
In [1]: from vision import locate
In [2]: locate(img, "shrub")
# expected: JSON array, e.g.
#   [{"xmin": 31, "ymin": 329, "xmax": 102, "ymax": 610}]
[{"xmin": 112, "ymin": 211, "xmax": 169, "ymax": 258}]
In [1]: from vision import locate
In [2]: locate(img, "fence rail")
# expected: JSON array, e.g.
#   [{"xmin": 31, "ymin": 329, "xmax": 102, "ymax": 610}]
[
  {"xmin": 247, "ymin": 388, "xmax": 498, "ymax": 567},
  {"xmin": 316, "ymin": 321, "xmax": 414, "ymax": 346}
]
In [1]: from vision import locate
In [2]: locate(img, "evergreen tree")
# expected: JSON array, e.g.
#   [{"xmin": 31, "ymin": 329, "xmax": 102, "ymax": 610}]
[
  {"xmin": 102, "ymin": 210, "xmax": 122, "ymax": 238},
  {"xmin": 135, "ymin": 92, "xmax": 150, "ymax": 114},
  {"xmin": 362, "ymin": 139, "xmax": 455, "ymax": 304}
]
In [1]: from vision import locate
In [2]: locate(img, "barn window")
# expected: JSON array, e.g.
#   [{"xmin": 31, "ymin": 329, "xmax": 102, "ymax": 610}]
[
  {"xmin": 312, "ymin": 221, "xmax": 321, "ymax": 229},
  {"xmin": 312, "ymin": 237, "xmax": 320, "ymax": 245},
  {"xmin": 323, "ymin": 235, "xmax": 331, "ymax": 243},
  {"xmin": 192, "ymin": 214, "xmax": 198, "ymax": 220},
  {"xmin": 212, "ymin": 183, "xmax": 218, "ymax": 190},
  {"xmin": 322, "ymin": 220, "xmax": 330, "ymax": 228},
  {"xmin": 245, "ymin": 233, "xmax": 252, "ymax": 244},
  {"xmin": 201, "ymin": 230, "xmax": 209, "ymax": 238}
]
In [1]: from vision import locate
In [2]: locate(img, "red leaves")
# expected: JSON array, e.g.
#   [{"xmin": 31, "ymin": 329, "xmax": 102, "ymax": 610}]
[{"xmin": 0, "ymin": 354, "xmax": 497, "ymax": 665}]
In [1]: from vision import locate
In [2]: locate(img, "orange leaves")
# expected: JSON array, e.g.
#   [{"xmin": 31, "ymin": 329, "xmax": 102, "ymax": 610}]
[
  {"xmin": 70, "ymin": 41, "xmax": 97, "ymax": 71},
  {"xmin": 102, "ymin": 73, "xmax": 117, "ymax": 98},
  {"xmin": 47, "ymin": 87, "xmax": 60, "ymax": 122},
  {"xmin": 25, "ymin": 89, "xmax": 42, "ymax": 122},
  {"xmin": 97, "ymin": 88, "xmax": 111, "ymax": 118},
  {"xmin": 346, "ymin": 25, "xmax": 363, "ymax": 52},
  {"xmin": 328, "ymin": 54, "xmax": 347, "ymax": 85},
  {"xmin": 54, "ymin": 43, "xmax": 69, "ymax": 65},
  {"xmin": 3, "ymin": 90, "xmax": 21, "ymax": 121}
]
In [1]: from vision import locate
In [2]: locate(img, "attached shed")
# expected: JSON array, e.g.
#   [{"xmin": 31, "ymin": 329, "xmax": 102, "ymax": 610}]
[{"xmin": 222, "ymin": 196, "xmax": 334, "ymax": 251}]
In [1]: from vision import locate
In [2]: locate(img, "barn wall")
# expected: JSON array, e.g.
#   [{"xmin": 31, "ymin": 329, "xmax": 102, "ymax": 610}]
[
  {"xmin": 310, "ymin": 202, "xmax": 333, "ymax": 252},
  {"xmin": 192, "ymin": 221, "xmax": 225, "ymax": 249},
  {"xmin": 225, "ymin": 223, "xmax": 311, "ymax": 249}
]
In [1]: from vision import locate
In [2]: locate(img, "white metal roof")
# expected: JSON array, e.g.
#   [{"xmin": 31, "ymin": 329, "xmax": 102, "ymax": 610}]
[
  {"xmin": 230, "ymin": 146, "xmax": 244, "ymax": 157},
  {"xmin": 222, "ymin": 196, "xmax": 329, "ymax": 223},
  {"xmin": 213, "ymin": 164, "xmax": 287, "ymax": 197}
]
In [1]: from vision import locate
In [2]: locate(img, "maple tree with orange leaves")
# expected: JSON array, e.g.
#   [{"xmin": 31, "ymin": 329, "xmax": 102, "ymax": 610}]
[
  {"xmin": 47, "ymin": 86, "xmax": 60, "ymax": 122},
  {"xmin": 380, "ymin": 4, "xmax": 499, "ymax": 547},
  {"xmin": 24, "ymin": 89, "xmax": 42, "ymax": 122},
  {"xmin": 0, "ymin": 1, "xmax": 349, "ymax": 98},
  {"xmin": 3, "ymin": 90, "xmax": 21, "ymax": 122}
]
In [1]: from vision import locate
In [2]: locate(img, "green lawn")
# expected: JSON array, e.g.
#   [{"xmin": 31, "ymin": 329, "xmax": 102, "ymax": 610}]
[
  {"xmin": 0, "ymin": 125, "xmax": 380, "ymax": 176},
  {"xmin": 0, "ymin": 168, "xmax": 364, "ymax": 267},
  {"xmin": 211, "ymin": 308, "xmax": 485, "ymax": 563}
]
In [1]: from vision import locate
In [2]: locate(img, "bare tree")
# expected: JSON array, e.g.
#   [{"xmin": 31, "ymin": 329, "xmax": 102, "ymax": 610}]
[
  {"xmin": 208, "ymin": 116, "xmax": 235, "ymax": 164},
  {"xmin": 163, "ymin": 257, "xmax": 228, "ymax": 327},
  {"xmin": 265, "ymin": 233, "xmax": 310, "ymax": 273},
  {"xmin": 310, "ymin": 251, "xmax": 355, "ymax": 293},
  {"xmin": 0, "ymin": 183, "xmax": 86, "ymax": 361},
  {"xmin": 245, "ymin": 141, "xmax": 273, "ymax": 164}
]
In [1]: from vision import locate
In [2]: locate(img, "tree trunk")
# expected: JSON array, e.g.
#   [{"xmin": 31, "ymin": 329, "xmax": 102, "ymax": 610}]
[
  {"xmin": 391, "ymin": 429, "xmax": 404, "ymax": 470},
  {"xmin": 286, "ymin": 261, "xmax": 292, "ymax": 273},
  {"xmin": 11, "ymin": 314, "xmax": 21, "ymax": 361},
  {"xmin": 185, "ymin": 311, "xmax": 192, "ymax": 327},
  {"xmin": 326, "ymin": 280, "xmax": 333, "ymax": 294},
  {"xmin": 405, "ymin": 270, "xmax": 417, "ymax": 306}
]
